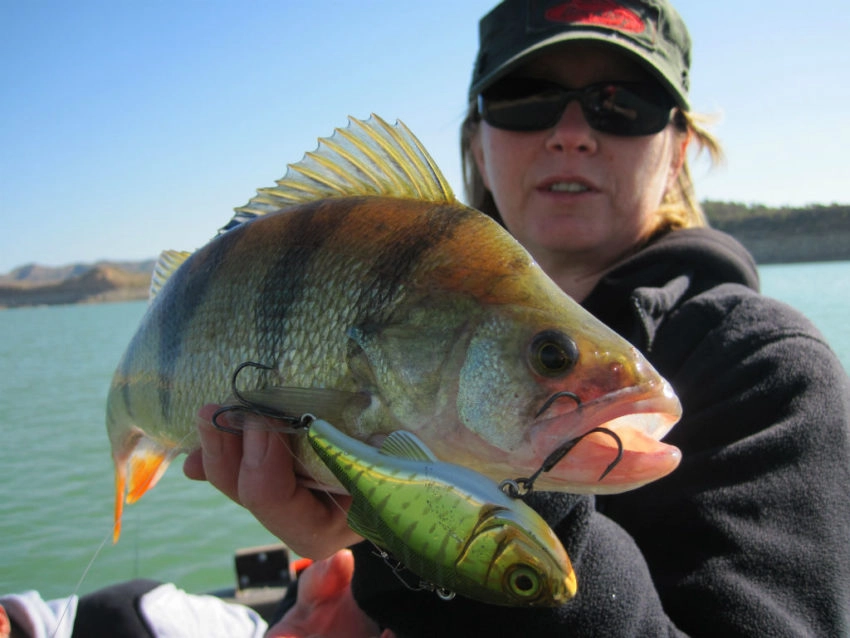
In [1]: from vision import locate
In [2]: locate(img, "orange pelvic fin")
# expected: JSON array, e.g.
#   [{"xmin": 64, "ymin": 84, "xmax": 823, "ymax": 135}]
[{"xmin": 113, "ymin": 435, "xmax": 179, "ymax": 543}]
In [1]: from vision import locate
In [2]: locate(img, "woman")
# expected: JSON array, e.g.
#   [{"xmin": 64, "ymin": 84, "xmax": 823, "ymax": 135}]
[{"xmin": 185, "ymin": 1, "xmax": 850, "ymax": 635}]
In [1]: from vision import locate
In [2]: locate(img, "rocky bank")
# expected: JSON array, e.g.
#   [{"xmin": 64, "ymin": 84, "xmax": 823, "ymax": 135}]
[{"xmin": 0, "ymin": 264, "xmax": 152, "ymax": 309}]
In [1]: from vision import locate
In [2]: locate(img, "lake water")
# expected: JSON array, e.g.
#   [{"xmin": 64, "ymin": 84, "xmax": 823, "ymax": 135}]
[{"xmin": 1, "ymin": 261, "xmax": 848, "ymax": 600}]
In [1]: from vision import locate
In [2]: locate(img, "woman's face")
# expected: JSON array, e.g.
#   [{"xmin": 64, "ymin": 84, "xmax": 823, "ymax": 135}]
[{"xmin": 472, "ymin": 43, "xmax": 687, "ymax": 272}]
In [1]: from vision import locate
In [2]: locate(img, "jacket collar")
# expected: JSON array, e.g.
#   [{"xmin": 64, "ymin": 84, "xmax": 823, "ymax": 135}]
[{"xmin": 582, "ymin": 228, "xmax": 759, "ymax": 351}]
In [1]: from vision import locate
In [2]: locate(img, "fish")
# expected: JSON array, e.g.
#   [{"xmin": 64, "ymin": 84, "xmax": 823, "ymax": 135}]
[
  {"xmin": 304, "ymin": 416, "xmax": 576, "ymax": 607},
  {"xmin": 107, "ymin": 114, "xmax": 682, "ymax": 542}
]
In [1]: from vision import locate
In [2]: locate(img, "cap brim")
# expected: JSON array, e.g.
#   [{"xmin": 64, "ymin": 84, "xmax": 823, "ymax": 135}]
[{"xmin": 470, "ymin": 32, "xmax": 689, "ymax": 111}]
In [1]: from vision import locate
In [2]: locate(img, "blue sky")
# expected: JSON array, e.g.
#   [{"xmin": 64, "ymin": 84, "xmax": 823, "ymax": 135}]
[{"xmin": 2, "ymin": 1, "xmax": 848, "ymax": 274}]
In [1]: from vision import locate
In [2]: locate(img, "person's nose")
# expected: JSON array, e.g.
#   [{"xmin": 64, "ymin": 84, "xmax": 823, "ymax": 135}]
[{"xmin": 545, "ymin": 100, "xmax": 598, "ymax": 154}]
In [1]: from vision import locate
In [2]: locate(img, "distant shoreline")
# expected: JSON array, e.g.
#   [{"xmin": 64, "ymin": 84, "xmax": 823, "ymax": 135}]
[
  {"xmin": 2, "ymin": 203, "xmax": 848, "ymax": 309},
  {"xmin": 0, "ymin": 263, "xmax": 150, "ymax": 309},
  {"xmin": 703, "ymin": 202, "xmax": 850, "ymax": 264}
]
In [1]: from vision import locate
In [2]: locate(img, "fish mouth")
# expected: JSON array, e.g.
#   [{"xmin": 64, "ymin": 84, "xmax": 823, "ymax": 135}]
[{"xmin": 527, "ymin": 379, "xmax": 682, "ymax": 493}]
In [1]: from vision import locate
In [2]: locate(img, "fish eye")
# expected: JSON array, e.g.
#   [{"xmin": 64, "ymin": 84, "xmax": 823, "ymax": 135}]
[
  {"xmin": 530, "ymin": 331, "xmax": 578, "ymax": 377},
  {"xmin": 506, "ymin": 565, "xmax": 543, "ymax": 599}
]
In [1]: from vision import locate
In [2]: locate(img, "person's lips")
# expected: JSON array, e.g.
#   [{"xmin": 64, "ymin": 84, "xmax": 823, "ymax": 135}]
[{"xmin": 537, "ymin": 176, "xmax": 599, "ymax": 195}]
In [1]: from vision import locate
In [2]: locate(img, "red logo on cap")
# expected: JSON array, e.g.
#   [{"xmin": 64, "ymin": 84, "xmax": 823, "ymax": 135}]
[{"xmin": 545, "ymin": 0, "xmax": 644, "ymax": 33}]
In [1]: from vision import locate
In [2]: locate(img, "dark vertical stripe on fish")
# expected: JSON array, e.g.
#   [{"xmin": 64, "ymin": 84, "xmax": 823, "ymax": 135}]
[
  {"xmin": 356, "ymin": 204, "xmax": 476, "ymax": 321},
  {"xmin": 116, "ymin": 342, "xmax": 137, "ymax": 424},
  {"xmin": 255, "ymin": 202, "xmax": 349, "ymax": 356},
  {"xmin": 155, "ymin": 228, "xmax": 242, "ymax": 419}
]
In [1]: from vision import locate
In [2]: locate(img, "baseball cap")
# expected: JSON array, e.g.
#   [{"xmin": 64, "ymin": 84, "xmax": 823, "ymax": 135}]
[{"xmin": 469, "ymin": 0, "xmax": 691, "ymax": 109}]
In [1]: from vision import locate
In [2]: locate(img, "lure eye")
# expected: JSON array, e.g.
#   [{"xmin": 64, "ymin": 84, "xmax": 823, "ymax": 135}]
[
  {"xmin": 506, "ymin": 565, "xmax": 543, "ymax": 600},
  {"xmin": 530, "ymin": 331, "xmax": 578, "ymax": 377}
]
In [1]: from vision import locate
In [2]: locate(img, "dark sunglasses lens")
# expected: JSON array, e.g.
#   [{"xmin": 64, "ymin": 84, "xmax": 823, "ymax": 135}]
[
  {"xmin": 582, "ymin": 83, "xmax": 673, "ymax": 136},
  {"xmin": 479, "ymin": 79, "xmax": 566, "ymax": 131},
  {"xmin": 479, "ymin": 80, "xmax": 674, "ymax": 136}
]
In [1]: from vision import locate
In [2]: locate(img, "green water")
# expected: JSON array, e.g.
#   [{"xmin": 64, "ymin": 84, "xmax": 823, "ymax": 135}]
[
  {"xmin": 0, "ymin": 261, "xmax": 847, "ymax": 599},
  {"xmin": 0, "ymin": 301, "xmax": 278, "ymax": 599}
]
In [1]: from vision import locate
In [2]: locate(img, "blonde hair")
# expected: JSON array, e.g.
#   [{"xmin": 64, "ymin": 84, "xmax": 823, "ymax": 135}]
[{"xmin": 460, "ymin": 105, "xmax": 724, "ymax": 232}]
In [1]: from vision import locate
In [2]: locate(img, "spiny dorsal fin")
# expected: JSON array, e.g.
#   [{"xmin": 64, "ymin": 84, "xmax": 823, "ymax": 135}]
[
  {"xmin": 379, "ymin": 430, "xmax": 438, "ymax": 462},
  {"xmin": 219, "ymin": 114, "xmax": 455, "ymax": 234},
  {"xmin": 149, "ymin": 250, "xmax": 192, "ymax": 301}
]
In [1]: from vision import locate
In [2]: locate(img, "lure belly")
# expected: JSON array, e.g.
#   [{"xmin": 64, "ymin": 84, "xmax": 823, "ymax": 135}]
[{"xmin": 306, "ymin": 417, "xmax": 577, "ymax": 607}]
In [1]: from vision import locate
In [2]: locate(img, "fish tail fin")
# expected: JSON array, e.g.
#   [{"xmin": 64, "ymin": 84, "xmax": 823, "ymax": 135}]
[{"xmin": 112, "ymin": 433, "xmax": 179, "ymax": 543}]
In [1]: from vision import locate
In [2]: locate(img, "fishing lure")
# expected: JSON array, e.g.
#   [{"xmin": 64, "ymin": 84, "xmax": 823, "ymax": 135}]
[{"xmin": 302, "ymin": 415, "xmax": 577, "ymax": 607}]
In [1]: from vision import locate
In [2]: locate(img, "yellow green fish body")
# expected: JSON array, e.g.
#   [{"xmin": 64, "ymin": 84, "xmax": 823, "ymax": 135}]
[
  {"xmin": 306, "ymin": 417, "xmax": 576, "ymax": 606},
  {"xmin": 107, "ymin": 115, "xmax": 681, "ymax": 541}
]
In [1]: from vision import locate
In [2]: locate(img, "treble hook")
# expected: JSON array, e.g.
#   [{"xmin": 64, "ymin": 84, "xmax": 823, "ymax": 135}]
[
  {"xmin": 210, "ymin": 361, "xmax": 307, "ymax": 435},
  {"xmin": 372, "ymin": 547, "xmax": 453, "ymax": 599},
  {"xmin": 535, "ymin": 390, "xmax": 581, "ymax": 418},
  {"xmin": 501, "ymin": 427, "xmax": 624, "ymax": 498},
  {"xmin": 210, "ymin": 405, "xmax": 248, "ymax": 435}
]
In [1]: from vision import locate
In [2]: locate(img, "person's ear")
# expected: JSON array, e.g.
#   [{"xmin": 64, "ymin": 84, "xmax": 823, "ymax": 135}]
[{"xmin": 470, "ymin": 131, "xmax": 492, "ymax": 190}]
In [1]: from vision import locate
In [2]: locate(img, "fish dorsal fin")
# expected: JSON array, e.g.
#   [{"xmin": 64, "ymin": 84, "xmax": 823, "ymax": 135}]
[
  {"xmin": 149, "ymin": 250, "xmax": 192, "ymax": 301},
  {"xmin": 379, "ymin": 430, "xmax": 438, "ymax": 462},
  {"xmin": 219, "ymin": 114, "xmax": 455, "ymax": 234}
]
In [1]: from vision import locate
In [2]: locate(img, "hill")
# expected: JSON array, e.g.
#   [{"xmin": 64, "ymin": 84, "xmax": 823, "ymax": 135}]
[
  {"xmin": 703, "ymin": 202, "xmax": 850, "ymax": 264},
  {"xmin": 0, "ymin": 259, "xmax": 156, "ymax": 286},
  {"xmin": 0, "ymin": 263, "xmax": 153, "ymax": 309}
]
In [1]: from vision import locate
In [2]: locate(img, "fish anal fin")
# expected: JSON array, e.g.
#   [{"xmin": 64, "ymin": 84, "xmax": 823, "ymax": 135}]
[{"xmin": 379, "ymin": 431, "xmax": 437, "ymax": 462}]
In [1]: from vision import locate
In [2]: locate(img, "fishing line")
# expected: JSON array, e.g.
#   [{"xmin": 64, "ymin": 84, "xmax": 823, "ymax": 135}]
[
  {"xmin": 51, "ymin": 418, "xmax": 197, "ymax": 638},
  {"xmin": 50, "ymin": 529, "xmax": 112, "ymax": 638}
]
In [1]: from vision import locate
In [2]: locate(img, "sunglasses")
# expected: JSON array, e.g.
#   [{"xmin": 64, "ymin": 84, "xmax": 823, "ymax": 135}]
[{"xmin": 477, "ymin": 78, "xmax": 675, "ymax": 136}]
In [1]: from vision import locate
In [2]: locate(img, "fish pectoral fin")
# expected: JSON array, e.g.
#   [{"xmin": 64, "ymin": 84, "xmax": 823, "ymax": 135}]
[
  {"xmin": 346, "ymin": 320, "xmax": 456, "ymax": 409},
  {"xmin": 113, "ymin": 435, "xmax": 180, "ymax": 543},
  {"xmin": 234, "ymin": 386, "xmax": 370, "ymax": 424},
  {"xmin": 380, "ymin": 431, "xmax": 438, "ymax": 462}
]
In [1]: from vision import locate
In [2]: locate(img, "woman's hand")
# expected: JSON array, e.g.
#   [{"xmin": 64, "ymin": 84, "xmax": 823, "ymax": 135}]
[
  {"xmin": 183, "ymin": 404, "xmax": 362, "ymax": 559},
  {"xmin": 267, "ymin": 549, "xmax": 395, "ymax": 638}
]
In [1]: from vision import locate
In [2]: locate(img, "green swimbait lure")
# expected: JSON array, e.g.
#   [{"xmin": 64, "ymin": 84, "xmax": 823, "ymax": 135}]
[{"xmin": 306, "ymin": 417, "xmax": 577, "ymax": 607}]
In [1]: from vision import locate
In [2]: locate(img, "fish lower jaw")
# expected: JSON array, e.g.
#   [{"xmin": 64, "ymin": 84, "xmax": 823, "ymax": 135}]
[
  {"xmin": 530, "ymin": 391, "xmax": 681, "ymax": 456},
  {"xmin": 537, "ymin": 423, "xmax": 682, "ymax": 493},
  {"xmin": 527, "ymin": 393, "xmax": 683, "ymax": 494}
]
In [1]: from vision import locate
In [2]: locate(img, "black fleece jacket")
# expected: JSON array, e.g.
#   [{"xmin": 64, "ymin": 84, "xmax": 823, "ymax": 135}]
[{"xmin": 350, "ymin": 228, "xmax": 850, "ymax": 636}]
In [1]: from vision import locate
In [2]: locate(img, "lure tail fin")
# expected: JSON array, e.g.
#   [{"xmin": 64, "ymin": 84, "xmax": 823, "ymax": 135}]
[{"xmin": 112, "ymin": 433, "xmax": 179, "ymax": 543}]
